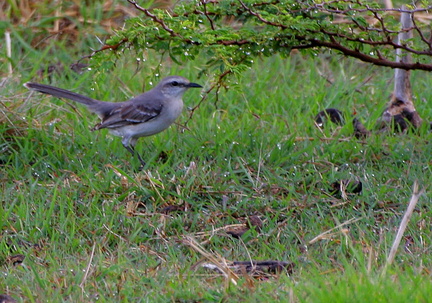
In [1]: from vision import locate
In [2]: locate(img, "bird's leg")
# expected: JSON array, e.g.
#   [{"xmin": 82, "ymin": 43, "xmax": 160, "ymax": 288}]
[
  {"xmin": 136, "ymin": 152, "xmax": 146, "ymax": 168},
  {"xmin": 122, "ymin": 139, "xmax": 146, "ymax": 168}
]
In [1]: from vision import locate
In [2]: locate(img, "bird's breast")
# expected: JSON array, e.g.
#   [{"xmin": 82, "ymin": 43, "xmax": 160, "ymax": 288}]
[{"xmin": 108, "ymin": 99, "xmax": 184, "ymax": 139}]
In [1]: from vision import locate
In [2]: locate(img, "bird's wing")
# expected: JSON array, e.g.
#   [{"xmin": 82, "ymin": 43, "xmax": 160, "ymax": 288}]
[{"xmin": 95, "ymin": 97, "xmax": 163, "ymax": 130}]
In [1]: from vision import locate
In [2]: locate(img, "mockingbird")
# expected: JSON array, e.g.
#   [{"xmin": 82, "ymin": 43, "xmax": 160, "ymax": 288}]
[{"xmin": 24, "ymin": 76, "xmax": 202, "ymax": 166}]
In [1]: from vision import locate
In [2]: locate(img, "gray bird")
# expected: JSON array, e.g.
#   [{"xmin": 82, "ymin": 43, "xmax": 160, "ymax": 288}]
[{"xmin": 24, "ymin": 76, "xmax": 202, "ymax": 167}]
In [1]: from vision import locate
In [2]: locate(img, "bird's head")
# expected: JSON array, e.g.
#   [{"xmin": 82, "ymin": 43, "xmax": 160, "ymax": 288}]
[{"xmin": 157, "ymin": 76, "xmax": 202, "ymax": 98}]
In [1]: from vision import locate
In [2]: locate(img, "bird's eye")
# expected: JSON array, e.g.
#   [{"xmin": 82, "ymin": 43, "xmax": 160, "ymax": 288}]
[{"xmin": 171, "ymin": 81, "xmax": 179, "ymax": 86}]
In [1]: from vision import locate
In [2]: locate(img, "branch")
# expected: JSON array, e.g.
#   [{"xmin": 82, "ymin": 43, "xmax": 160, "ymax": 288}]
[
  {"xmin": 78, "ymin": 38, "xmax": 129, "ymax": 62},
  {"xmin": 126, "ymin": 0, "xmax": 181, "ymax": 38},
  {"xmin": 184, "ymin": 70, "xmax": 232, "ymax": 126},
  {"xmin": 309, "ymin": 1, "xmax": 432, "ymax": 14},
  {"xmin": 120, "ymin": 1, "xmax": 432, "ymax": 71},
  {"xmin": 411, "ymin": 11, "xmax": 432, "ymax": 51},
  {"xmin": 304, "ymin": 37, "xmax": 432, "ymax": 71},
  {"xmin": 201, "ymin": 0, "xmax": 216, "ymax": 30},
  {"xmin": 315, "ymin": 28, "xmax": 432, "ymax": 56},
  {"xmin": 384, "ymin": 181, "xmax": 424, "ymax": 271},
  {"xmin": 238, "ymin": 0, "xmax": 287, "ymax": 29}
]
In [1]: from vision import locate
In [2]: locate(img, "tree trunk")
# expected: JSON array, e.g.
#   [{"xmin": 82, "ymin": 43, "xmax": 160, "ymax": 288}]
[{"xmin": 381, "ymin": 6, "xmax": 423, "ymax": 131}]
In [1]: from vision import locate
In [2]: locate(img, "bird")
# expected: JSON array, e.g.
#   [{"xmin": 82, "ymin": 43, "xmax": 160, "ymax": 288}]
[{"xmin": 24, "ymin": 76, "xmax": 202, "ymax": 167}]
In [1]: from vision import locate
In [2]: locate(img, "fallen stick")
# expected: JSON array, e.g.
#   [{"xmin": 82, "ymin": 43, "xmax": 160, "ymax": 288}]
[{"xmin": 384, "ymin": 181, "xmax": 424, "ymax": 270}]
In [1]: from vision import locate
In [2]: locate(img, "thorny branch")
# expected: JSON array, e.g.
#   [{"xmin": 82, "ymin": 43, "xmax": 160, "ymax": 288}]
[
  {"xmin": 126, "ymin": 0, "xmax": 181, "ymax": 38},
  {"xmin": 301, "ymin": 36, "xmax": 432, "ymax": 71},
  {"xmin": 197, "ymin": 2, "xmax": 432, "ymax": 70},
  {"xmin": 238, "ymin": 0, "xmax": 287, "ymax": 29},
  {"xmin": 201, "ymin": 0, "xmax": 216, "ymax": 30},
  {"xmin": 308, "ymin": 1, "xmax": 432, "ymax": 14},
  {"xmin": 411, "ymin": 13, "xmax": 432, "ymax": 51},
  {"xmin": 184, "ymin": 70, "xmax": 232, "ymax": 126},
  {"xmin": 78, "ymin": 38, "xmax": 129, "ymax": 62},
  {"xmin": 79, "ymin": 1, "xmax": 432, "ymax": 71},
  {"xmin": 238, "ymin": 0, "xmax": 429, "ymax": 57}
]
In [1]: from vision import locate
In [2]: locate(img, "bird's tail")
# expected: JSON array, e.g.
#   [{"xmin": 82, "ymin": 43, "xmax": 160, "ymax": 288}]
[{"xmin": 24, "ymin": 82, "xmax": 97, "ymax": 106}]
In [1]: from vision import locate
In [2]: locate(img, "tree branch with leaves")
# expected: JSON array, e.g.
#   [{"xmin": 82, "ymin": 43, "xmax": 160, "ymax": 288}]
[{"xmin": 90, "ymin": 0, "xmax": 432, "ymax": 73}]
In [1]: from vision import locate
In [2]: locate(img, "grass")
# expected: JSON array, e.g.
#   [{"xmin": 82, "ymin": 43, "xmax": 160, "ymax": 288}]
[{"xmin": 1, "ymin": 3, "xmax": 432, "ymax": 302}]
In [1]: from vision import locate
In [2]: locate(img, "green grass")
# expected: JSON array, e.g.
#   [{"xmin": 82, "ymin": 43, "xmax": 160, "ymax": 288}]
[{"xmin": 1, "ymin": 10, "xmax": 432, "ymax": 302}]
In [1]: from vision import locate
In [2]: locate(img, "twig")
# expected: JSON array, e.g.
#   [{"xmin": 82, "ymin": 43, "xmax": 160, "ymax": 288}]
[
  {"xmin": 78, "ymin": 38, "xmax": 129, "ymax": 62},
  {"xmin": 238, "ymin": 0, "xmax": 287, "ymax": 29},
  {"xmin": 183, "ymin": 236, "xmax": 239, "ymax": 284},
  {"xmin": 80, "ymin": 242, "xmax": 96, "ymax": 289},
  {"xmin": 5, "ymin": 31, "xmax": 12, "ymax": 75},
  {"xmin": 126, "ymin": 0, "xmax": 186, "ymax": 40},
  {"xmin": 309, "ymin": 217, "xmax": 362, "ymax": 244},
  {"xmin": 194, "ymin": 224, "xmax": 246, "ymax": 238},
  {"xmin": 384, "ymin": 181, "xmax": 424, "ymax": 270},
  {"xmin": 184, "ymin": 70, "xmax": 232, "ymax": 125},
  {"xmin": 201, "ymin": 0, "xmax": 216, "ymax": 30},
  {"xmin": 103, "ymin": 224, "xmax": 128, "ymax": 242}
]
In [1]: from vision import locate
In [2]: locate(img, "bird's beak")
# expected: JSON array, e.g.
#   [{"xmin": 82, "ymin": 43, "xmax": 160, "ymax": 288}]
[{"xmin": 187, "ymin": 82, "xmax": 203, "ymax": 88}]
